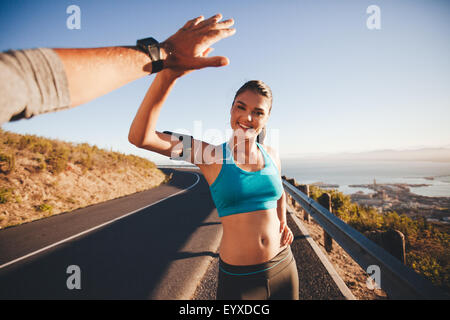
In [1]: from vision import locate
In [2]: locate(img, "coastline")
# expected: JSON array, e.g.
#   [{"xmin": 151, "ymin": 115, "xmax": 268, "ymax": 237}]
[{"xmin": 308, "ymin": 179, "xmax": 450, "ymax": 224}]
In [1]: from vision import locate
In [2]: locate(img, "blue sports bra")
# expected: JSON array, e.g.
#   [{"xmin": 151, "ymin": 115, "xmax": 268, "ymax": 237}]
[{"xmin": 209, "ymin": 141, "xmax": 284, "ymax": 217}]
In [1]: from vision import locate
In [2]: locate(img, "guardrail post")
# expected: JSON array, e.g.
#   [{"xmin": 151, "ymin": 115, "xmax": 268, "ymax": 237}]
[
  {"xmin": 285, "ymin": 177, "xmax": 298, "ymax": 207},
  {"xmin": 365, "ymin": 229, "xmax": 406, "ymax": 264},
  {"xmin": 297, "ymin": 184, "xmax": 310, "ymax": 222},
  {"xmin": 318, "ymin": 193, "xmax": 333, "ymax": 252}
]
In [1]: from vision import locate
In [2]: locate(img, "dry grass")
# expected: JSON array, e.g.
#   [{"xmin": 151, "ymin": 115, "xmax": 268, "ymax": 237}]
[{"xmin": 0, "ymin": 129, "xmax": 170, "ymax": 229}]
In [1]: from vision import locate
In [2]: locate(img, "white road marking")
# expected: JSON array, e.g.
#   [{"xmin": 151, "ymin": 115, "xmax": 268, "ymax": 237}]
[{"xmin": 0, "ymin": 171, "xmax": 201, "ymax": 270}]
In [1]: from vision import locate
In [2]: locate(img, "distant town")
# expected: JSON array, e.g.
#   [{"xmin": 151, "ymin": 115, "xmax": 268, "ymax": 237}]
[{"xmin": 347, "ymin": 180, "xmax": 450, "ymax": 224}]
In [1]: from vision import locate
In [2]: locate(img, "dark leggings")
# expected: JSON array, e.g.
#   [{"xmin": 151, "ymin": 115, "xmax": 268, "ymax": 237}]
[{"xmin": 217, "ymin": 246, "xmax": 299, "ymax": 300}]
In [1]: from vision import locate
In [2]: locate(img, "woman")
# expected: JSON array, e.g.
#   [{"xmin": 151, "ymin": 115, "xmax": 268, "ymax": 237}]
[{"xmin": 128, "ymin": 17, "xmax": 298, "ymax": 300}]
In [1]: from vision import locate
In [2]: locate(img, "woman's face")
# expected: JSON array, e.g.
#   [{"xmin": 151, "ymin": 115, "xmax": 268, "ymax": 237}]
[{"xmin": 230, "ymin": 90, "xmax": 270, "ymax": 140}]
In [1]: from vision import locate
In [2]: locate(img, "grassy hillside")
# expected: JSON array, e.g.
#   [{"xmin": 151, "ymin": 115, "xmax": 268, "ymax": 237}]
[{"xmin": 0, "ymin": 129, "xmax": 170, "ymax": 229}]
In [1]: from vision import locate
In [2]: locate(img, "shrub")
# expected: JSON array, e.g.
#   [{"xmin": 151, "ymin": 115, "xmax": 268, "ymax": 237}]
[
  {"xmin": 31, "ymin": 140, "xmax": 52, "ymax": 155},
  {"xmin": 36, "ymin": 203, "xmax": 53, "ymax": 213},
  {"xmin": 35, "ymin": 156, "xmax": 47, "ymax": 172},
  {"xmin": 77, "ymin": 154, "xmax": 93, "ymax": 171},
  {"xmin": 0, "ymin": 188, "xmax": 13, "ymax": 204},
  {"xmin": 3, "ymin": 136, "xmax": 17, "ymax": 146},
  {"xmin": 17, "ymin": 135, "xmax": 34, "ymax": 150},
  {"xmin": 46, "ymin": 147, "xmax": 69, "ymax": 174},
  {"xmin": 0, "ymin": 153, "xmax": 15, "ymax": 174}
]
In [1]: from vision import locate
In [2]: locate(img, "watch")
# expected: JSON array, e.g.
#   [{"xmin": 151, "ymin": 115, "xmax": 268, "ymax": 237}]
[{"xmin": 136, "ymin": 37, "xmax": 164, "ymax": 74}]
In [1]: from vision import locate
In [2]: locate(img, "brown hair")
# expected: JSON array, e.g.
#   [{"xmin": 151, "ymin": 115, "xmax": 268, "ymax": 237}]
[{"xmin": 233, "ymin": 80, "xmax": 272, "ymax": 143}]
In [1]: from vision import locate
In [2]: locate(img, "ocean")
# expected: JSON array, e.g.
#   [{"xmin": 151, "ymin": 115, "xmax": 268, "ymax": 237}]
[{"xmin": 281, "ymin": 159, "xmax": 450, "ymax": 197}]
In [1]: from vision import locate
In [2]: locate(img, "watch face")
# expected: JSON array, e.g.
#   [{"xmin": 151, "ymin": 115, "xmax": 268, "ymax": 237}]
[
  {"xmin": 137, "ymin": 38, "xmax": 160, "ymax": 61},
  {"xmin": 149, "ymin": 45, "xmax": 160, "ymax": 61}
]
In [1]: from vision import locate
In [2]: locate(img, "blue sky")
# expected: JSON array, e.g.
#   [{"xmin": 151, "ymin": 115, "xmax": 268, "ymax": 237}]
[{"xmin": 1, "ymin": 0, "xmax": 449, "ymax": 164}]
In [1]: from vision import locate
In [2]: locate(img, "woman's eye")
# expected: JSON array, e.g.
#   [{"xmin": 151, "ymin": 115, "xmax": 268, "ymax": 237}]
[{"xmin": 237, "ymin": 106, "xmax": 245, "ymax": 110}]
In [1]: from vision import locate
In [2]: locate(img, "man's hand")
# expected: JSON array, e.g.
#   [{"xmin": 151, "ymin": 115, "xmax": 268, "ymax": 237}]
[{"xmin": 162, "ymin": 14, "xmax": 235, "ymax": 72}]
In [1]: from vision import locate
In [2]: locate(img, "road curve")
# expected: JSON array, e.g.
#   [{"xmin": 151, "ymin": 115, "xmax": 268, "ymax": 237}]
[{"xmin": 0, "ymin": 168, "xmax": 220, "ymax": 299}]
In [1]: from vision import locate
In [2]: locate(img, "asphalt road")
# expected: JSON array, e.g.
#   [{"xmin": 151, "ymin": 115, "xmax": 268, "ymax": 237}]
[
  {"xmin": 0, "ymin": 166, "xmax": 345, "ymax": 300},
  {"xmin": 0, "ymin": 168, "xmax": 221, "ymax": 299}
]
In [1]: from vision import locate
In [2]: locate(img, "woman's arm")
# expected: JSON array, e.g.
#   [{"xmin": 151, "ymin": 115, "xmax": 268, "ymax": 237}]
[
  {"xmin": 128, "ymin": 65, "xmax": 218, "ymax": 164},
  {"xmin": 277, "ymin": 191, "xmax": 287, "ymax": 225},
  {"xmin": 268, "ymin": 145, "xmax": 287, "ymax": 224},
  {"xmin": 128, "ymin": 59, "xmax": 225, "ymax": 166},
  {"xmin": 269, "ymin": 146, "xmax": 294, "ymax": 247},
  {"xmin": 278, "ymin": 190, "xmax": 293, "ymax": 245},
  {"xmin": 127, "ymin": 40, "xmax": 217, "ymax": 159},
  {"xmin": 128, "ymin": 69, "xmax": 181, "ymax": 156},
  {"xmin": 128, "ymin": 14, "xmax": 235, "ymax": 163}
]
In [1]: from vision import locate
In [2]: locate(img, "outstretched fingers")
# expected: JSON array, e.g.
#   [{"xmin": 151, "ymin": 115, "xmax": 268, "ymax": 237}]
[
  {"xmin": 204, "ymin": 28, "xmax": 236, "ymax": 47},
  {"xmin": 165, "ymin": 14, "xmax": 235, "ymax": 71},
  {"xmin": 190, "ymin": 55, "xmax": 229, "ymax": 69},
  {"xmin": 194, "ymin": 13, "xmax": 223, "ymax": 29},
  {"xmin": 214, "ymin": 18, "xmax": 235, "ymax": 30},
  {"xmin": 183, "ymin": 15, "xmax": 204, "ymax": 29}
]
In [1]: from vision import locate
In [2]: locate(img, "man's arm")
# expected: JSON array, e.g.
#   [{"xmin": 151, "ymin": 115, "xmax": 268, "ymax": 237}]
[
  {"xmin": 0, "ymin": 48, "xmax": 71, "ymax": 123},
  {"xmin": 54, "ymin": 46, "xmax": 152, "ymax": 108},
  {"xmin": 0, "ymin": 14, "xmax": 234, "ymax": 124},
  {"xmin": 55, "ymin": 14, "xmax": 235, "ymax": 108},
  {"xmin": 0, "ymin": 46, "xmax": 152, "ymax": 123}
]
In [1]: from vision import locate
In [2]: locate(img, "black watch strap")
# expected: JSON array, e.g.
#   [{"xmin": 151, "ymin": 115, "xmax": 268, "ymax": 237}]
[
  {"xmin": 163, "ymin": 131, "xmax": 193, "ymax": 161},
  {"xmin": 151, "ymin": 60, "xmax": 163, "ymax": 74},
  {"xmin": 136, "ymin": 37, "xmax": 164, "ymax": 74}
]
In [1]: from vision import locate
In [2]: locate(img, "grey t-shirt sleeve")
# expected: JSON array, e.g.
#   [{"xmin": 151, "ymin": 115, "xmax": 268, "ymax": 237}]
[{"xmin": 0, "ymin": 48, "xmax": 71, "ymax": 123}]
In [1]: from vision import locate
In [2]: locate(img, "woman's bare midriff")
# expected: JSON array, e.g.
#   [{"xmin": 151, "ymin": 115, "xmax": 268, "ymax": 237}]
[
  {"xmin": 199, "ymin": 143, "xmax": 285, "ymax": 266},
  {"xmin": 219, "ymin": 207, "xmax": 287, "ymax": 266}
]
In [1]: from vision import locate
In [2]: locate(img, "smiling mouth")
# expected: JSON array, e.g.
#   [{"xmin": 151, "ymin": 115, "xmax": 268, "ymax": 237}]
[{"xmin": 238, "ymin": 122, "xmax": 253, "ymax": 130}]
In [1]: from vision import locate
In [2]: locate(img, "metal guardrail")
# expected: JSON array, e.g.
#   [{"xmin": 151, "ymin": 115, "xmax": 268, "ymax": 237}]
[{"xmin": 283, "ymin": 179, "xmax": 449, "ymax": 300}]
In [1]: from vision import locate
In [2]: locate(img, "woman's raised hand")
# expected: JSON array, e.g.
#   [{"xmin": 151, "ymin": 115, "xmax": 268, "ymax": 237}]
[{"xmin": 161, "ymin": 14, "xmax": 235, "ymax": 75}]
